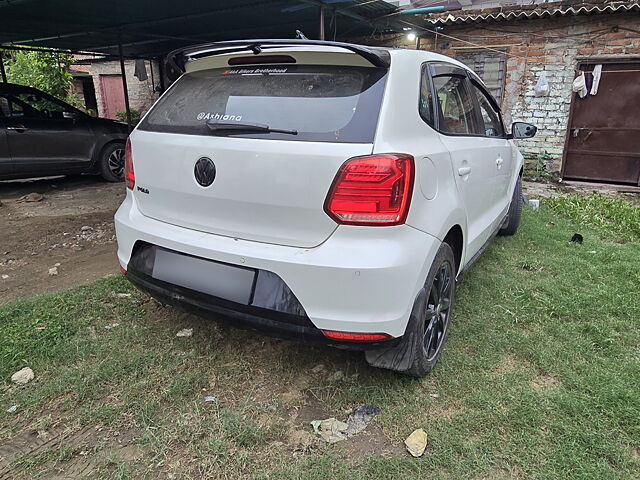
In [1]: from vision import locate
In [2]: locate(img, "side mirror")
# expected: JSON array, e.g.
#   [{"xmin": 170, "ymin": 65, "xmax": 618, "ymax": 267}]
[{"xmin": 510, "ymin": 122, "xmax": 537, "ymax": 139}]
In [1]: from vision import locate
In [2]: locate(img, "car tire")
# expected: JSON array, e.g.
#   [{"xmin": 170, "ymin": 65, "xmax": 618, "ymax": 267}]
[
  {"xmin": 365, "ymin": 242, "xmax": 456, "ymax": 377},
  {"xmin": 498, "ymin": 176, "xmax": 523, "ymax": 236},
  {"xmin": 99, "ymin": 142, "xmax": 126, "ymax": 182}
]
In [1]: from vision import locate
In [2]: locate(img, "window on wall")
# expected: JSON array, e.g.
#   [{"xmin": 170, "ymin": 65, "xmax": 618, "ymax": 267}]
[
  {"xmin": 455, "ymin": 50, "xmax": 506, "ymax": 106},
  {"xmin": 471, "ymin": 82, "xmax": 504, "ymax": 137},
  {"xmin": 432, "ymin": 75, "xmax": 478, "ymax": 135}
]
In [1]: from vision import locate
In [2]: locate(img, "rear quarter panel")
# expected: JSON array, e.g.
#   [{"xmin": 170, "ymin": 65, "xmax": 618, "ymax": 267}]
[{"xmin": 374, "ymin": 50, "xmax": 468, "ymax": 258}]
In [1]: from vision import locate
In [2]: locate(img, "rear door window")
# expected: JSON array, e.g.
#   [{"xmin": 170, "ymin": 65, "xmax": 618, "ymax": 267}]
[
  {"xmin": 6, "ymin": 91, "xmax": 72, "ymax": 119},
  {"xmin": 432, "ymin": 74, "xmax": 479, "ymax": 136},
  {"xmin": 0, "ymin": 97, "xmax": 8, "ymax": 117},
  {"xmin": 139, "ymin": 64, "xmax": 388, "ymax": 143}
]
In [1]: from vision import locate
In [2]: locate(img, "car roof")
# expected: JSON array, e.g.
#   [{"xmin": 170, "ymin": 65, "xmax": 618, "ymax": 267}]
[{"xmin": 0, "ymin": 82, "xmax": 44, "ymax": 94}]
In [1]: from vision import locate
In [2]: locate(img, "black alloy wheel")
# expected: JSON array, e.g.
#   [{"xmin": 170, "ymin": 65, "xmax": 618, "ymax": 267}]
[
  {"xmin": 423, "ymin": 260, "xmax": 453, "ymax": 361},
  {"xmin": 365, "ymin": 242, "xmax": 457, "ymax": 377}
]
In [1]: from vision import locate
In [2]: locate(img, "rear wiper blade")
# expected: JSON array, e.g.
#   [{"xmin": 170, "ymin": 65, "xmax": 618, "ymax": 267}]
[{"xmin": 206, "ymin": 120, "xmax": 297, "ymax": 135}]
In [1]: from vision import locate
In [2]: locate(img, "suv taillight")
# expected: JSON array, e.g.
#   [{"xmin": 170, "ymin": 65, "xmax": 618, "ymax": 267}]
[
  {"xmin": 124, "ymin": 138, "xmax": 135, "ymax": 190},
  {"xmin": 324, "ymin": 154, "xmax": 414, "ymax": 226}
]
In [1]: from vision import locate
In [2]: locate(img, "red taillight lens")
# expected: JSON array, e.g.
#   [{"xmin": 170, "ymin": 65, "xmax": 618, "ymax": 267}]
[
  {"xmin": 119, "ymin": 265, "xmax": 127, "ymax": 275},
  {"xmin": 324, "ymin": 154, "xmax": 414, "ymax": 226},
  {"xmin": 321, "ymin": 330, "xmax": 393, "ymax": 342},
  {"xmin": 124, "ymin": 138, "xmax": 135, "ymax": 190}
]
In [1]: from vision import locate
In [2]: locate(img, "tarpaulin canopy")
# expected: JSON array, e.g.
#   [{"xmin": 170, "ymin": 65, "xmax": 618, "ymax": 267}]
[{"xmin": 0, "ymin": 0, "xmax": 401, "ymax": 58}]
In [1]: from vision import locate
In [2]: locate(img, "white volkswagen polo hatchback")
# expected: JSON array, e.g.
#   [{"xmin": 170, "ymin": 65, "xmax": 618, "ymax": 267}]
[{"xmin": 115, "ymin": 40, "xmax": 536, "ymax": 376}]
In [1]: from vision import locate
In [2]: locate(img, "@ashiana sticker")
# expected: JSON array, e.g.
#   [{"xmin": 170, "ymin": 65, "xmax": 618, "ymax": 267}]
[{"xmin": 197, "ymin": 112, "xmax": 243, "ymax": 121}]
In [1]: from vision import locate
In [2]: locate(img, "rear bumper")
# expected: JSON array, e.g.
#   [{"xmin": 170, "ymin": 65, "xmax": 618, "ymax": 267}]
[
  {"xmin": 125, "ymin": 264, "xmax": 399, "ymax": 350},
  {"xmin": 115, "ymin": 192, "xmax": 441, "ymax": 338}
]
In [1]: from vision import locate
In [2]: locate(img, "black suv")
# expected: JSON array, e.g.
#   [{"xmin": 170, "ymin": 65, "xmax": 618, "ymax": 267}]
[{"xmin": 0, "ymin": 83, "xmax": 129, "ymax": 181}]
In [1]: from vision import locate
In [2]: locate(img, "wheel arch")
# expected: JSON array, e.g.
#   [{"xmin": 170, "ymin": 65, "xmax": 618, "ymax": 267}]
[
  {"xmin": 443, "ymin": 225, "xmax": 464, "ymax": 275},
  {"xmin": 91, "ymin": 138, "xmax": 126, "ymax": 170}
]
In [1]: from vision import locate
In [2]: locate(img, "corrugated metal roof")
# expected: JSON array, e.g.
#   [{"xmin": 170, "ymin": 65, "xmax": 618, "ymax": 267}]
[
  {"xmin": 425, "ymin": 1, "xmax": 640, "ymax": 25},
  {"xmin": 0, "ymin": 0, "xmax": 399, "ymax": 58}
]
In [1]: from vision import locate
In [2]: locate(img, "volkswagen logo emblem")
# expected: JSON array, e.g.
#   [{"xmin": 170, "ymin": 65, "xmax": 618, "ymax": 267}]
[{"xmin": 194, "ymin": 157, "xmax": 216, "ymax": 187}]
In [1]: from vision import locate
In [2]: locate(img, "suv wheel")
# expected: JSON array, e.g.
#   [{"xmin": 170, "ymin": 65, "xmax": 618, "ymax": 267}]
[
  {"xmin": 99, "ymin": 142, "xmax": 125, "ymax": 182},
  {"xmin": 365, "ymin": 243, "xmax": 456, "ymax": 377},
  {"xmin": 499, "ymin": 176, "xmax": 523, "ymax": 236}
]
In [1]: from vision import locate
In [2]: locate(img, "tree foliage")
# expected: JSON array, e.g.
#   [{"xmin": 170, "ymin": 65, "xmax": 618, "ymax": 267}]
[{"xmin": 5, "ymin": 49, "xmax": 78, "ymax": 105}]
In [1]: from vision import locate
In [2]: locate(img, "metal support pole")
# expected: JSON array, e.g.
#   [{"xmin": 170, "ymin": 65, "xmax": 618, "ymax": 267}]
[
  {"xmin": 0, "ymin": 52, "xmax": 7, "ymax": 83},
  {"xmin": 416, "ymin": 36, "xmax": 421, "ymax": 50},
  {"xmin": 318, "ymin": 5, "xmax": 325, "ymax": 41},
  {"xmin": 149, "ymin": 59, "xmax": 155, "ymax": 95},
  {"xmin": 117, "ymin": 35, "xmax": 133, "ymax": 132},
  {"xmin": 332, "ymin": 8, "xmax": 337, "ymax": 41},
  {"xmin": 158, "ymin": 59, "xmax": 166, "ymax": 93}
]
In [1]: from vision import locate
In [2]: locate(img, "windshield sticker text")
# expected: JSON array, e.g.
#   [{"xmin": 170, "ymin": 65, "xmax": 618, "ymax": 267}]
[
  {"xmin": 197, "ymin": 112, "xmax": 243, "ymax": 121},
  {"xmin": 222, "ymin": 68, "xmax": 288, "ymax": 75}
]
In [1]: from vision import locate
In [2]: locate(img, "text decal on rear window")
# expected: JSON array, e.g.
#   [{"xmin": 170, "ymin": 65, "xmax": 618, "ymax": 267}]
[
  {"xmin": 196, "ymin": 112, "xmax": 243, "ymax": 121},
  {"xmin": 222, "ymin": 68, "xmax": 288, "ymax": 75}
]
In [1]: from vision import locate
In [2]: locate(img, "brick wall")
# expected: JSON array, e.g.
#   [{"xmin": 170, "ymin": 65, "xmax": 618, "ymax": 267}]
[
  {"xmin": 365, "ymin": 11, "xmax": 640, "ymax": 174},
  {"xmin": 71, "ymin": 59, "xmax": 159, "ymax": 119}
]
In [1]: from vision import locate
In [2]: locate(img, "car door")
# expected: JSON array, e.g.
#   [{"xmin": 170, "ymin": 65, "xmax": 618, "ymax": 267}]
[
  {"xmin": 427, "ymin": 63, "xmax": 499, "ymax": 259},
  {"xmin": 2, "ymin": 88, "xmax": 95, "ymax": 177},
  {"xmin": 468, "ymin": 79, "xmax": 514, "ymax": 223},
  {"xmin": 0, "ymin": 96, "xmax": 12, "ymax": 178}
]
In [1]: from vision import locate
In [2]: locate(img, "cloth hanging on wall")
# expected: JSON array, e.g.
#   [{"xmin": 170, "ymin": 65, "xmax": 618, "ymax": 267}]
[
  {"xmin": 572, "ymin": 71, "xmax": 588, "ymax": 98},
  {"xmin": 590, "ymin": 64, "xmax": 603, "ymax": 95},
  {"xmin": 134, "ymin": 59, "xmax": 148, "ymax": 81}
]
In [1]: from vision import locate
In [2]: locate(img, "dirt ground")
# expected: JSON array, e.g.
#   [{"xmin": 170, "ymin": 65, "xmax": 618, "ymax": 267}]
[
  {"xmin": 0, "ymin": 175, "xmax": 634, "ymax": 305},
  {"xmin": 522, "ymin": 179, "xmax": 640, "ymax": 203},
  {"xmin": 0, "ymin": 176, "xmax": 124, "ymax": 304}
]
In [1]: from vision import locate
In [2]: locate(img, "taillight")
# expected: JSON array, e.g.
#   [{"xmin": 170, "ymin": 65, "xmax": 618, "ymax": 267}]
[
  {"xmin": 124, "ymin": 138, "xmax": 135, "ymax": 190},
  {"xmin": 321, "ymin": 330, "xmax": 393, "ymax": 342},
  {"xmin": 324, "ymin": 153, "xmax": 414, "ymax": 226}
]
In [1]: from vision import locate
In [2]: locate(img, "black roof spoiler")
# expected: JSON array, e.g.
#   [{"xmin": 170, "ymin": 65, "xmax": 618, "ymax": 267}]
[{"xmin": 165, "ymin": 39, "xmax": 391, "ymax": 81}]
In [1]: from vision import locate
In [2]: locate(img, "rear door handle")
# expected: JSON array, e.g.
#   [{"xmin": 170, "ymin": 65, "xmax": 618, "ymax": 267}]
[
  {"xmin": 458, "ymin": 167, "xmax": 471, "ymax": 176},
  {"xmin": 6, "ymin": 125, "xmax": 27, "ymax": 132},
  {"xmin": 496, "ymin": 157, "xmax": 504, "ymax": 166}
]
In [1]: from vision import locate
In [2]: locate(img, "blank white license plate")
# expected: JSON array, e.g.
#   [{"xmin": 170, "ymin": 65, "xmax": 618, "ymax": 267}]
[{"xmin": 152, "ymin": 248, "xmax": 255, "ymax": 304}]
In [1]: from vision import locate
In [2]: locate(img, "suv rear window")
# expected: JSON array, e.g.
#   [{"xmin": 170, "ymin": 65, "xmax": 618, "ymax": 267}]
[{"xmin": 139, "ymin": 64, "xmax": 388, "ymax": 143}]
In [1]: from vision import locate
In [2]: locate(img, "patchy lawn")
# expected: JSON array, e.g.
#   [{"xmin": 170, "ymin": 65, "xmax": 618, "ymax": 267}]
[
  {"xmin": 1, "ymin": 202, "xmax": 639, "ymax": 479},
  {"xmin": 547, "ymin": 192, "xmax": 640, "ymax": 243}
]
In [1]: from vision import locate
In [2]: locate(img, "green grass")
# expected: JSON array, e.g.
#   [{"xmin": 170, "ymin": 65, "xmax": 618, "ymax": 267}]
[
  {"xmin": 1, "ymin": 200, "xmax": 639, "ymax": 479},
  {"xmin": 0, "ymin": 277, "xmax": 143, "ymax": 380},
  {"xmin": 546, "ymin": 192, "xmax": 640, "ymax": 242}
]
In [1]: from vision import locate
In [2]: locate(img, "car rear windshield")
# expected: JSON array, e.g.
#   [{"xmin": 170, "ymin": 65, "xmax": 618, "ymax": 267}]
[{"xmin": 138, "ymin": 64, "xmax": 388, "ymax": 143}]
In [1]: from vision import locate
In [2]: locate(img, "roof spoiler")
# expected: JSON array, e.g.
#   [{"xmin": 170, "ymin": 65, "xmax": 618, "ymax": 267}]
[{"xmin": 164, "ymin": 39, "xmax": 391, "ymax": 81}]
